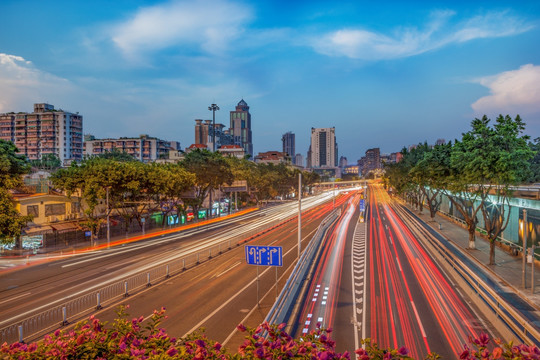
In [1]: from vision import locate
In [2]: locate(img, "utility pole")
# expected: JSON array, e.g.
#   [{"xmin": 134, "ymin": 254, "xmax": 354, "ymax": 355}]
[
  {"xmin": 208, "ymin": 103, "xmax": 219, "ymax": 152},
  {"xmin": 298, "ymin": 172, "xmax": 302, "ymax": 258},
  {"xmin": 208, "ymin": 103, "xmax": 219, "ymax": 218},
  {"xmin": 106, "ymin": 187, "xmax": 110, "ymax": 249},
  {"xmin": 523, "ymin": 209, "xmax": 527, "ymax": 288}
]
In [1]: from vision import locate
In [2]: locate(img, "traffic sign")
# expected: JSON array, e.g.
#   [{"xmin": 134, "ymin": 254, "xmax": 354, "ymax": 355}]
[
  {"xmin": 245, "ymin": 245, "xmax": 283, "ymax": 266},
  {"xmin": 359, "ymin": 199, "xmax": 365, "ymax": 212}
]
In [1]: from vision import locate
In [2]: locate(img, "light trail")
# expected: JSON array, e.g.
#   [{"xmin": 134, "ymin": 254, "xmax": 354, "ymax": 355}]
[{"xmin": 365, "ymin": 184, "xmax": 489, "ymax": 359}]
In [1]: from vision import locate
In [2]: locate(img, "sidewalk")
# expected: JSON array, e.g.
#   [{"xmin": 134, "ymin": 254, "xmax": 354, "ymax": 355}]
[{"xmin": 405, "ymin": 203, "xmax": 540, "ymax": 312}]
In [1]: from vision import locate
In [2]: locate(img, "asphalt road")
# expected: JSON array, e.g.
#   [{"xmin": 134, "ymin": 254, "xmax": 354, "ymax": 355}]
[
  {"xmin": 0, "ymin": 191, "xmax": 348, "ymax": 344},
  {"xmin": 288, "ymin": 184, "xmax": 501, "ymax": 358}
]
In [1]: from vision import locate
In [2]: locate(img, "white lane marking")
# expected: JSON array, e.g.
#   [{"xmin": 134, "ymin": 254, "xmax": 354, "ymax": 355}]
[
  {"xmin": 0, "ymin": 292, "xmax": 31, "ymax": 305},
  {"xmin": 215, "ymin": 261, "xmax": 241, "ymax": 278},
  {"xmin": 396, "ymin": 257, "xmax": 402, "ymax": 272},
  {"xmin": 411, "ymin": 301, "xmax": 427, "ymax": 338}
]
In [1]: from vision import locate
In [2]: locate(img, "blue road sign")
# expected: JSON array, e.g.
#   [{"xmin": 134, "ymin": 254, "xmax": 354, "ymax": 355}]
[
  {"xmin": 359, "ymin": 199, "xmax": 365, "ymax": 212},
  {"xmin": 245, "ymin": 245, "xmax": 283, "ymax": 267}
]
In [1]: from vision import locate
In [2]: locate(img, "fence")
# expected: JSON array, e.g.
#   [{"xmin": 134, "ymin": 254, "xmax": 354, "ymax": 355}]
[
  {"xmin": 265, "ymin": 209, "xmax": 341, "ymax": 334},
  {"xmin": 399, "ymin": 205, "xmax": 540, "ymax": 347},
  {"xmin": 0, "ymin": 207, "xmax": 299, "ymax": 344}
]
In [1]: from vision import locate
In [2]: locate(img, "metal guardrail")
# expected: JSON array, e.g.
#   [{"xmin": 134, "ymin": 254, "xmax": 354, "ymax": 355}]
[
  {"xmin": 438, "ymin": 210, "xmax": 540, "ymax": 261},
  {"xmin": 0, "ymin": 207, "xmax": 308, "ymax": 345},
  {"xmin": 399, "ymin": 205, "xmax": 540, "ymax": 347},
  {"xmin": 264, "ymin": 209, "xmax": 341, "ymax": 329}
]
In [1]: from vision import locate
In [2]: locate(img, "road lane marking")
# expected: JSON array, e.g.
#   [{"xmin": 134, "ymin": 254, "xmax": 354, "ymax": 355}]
[
  {"xmin": 215, "ymin": 261, "xmax": 241, "ymax": 278},
  {"xmin": 0, "ymin": 292, "xmax": 31, "ymax": 305}
]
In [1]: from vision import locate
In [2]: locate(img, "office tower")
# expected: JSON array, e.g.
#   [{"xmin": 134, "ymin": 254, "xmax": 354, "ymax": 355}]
[
  {"xmin": 281, "ymin": 131, "xmax": 295, "ymax": 164},
  {"xmin": 309, "ymin": 127, "xmax": 338, "ymax": 168},
  {"xmin": 0, "ymin": 103, "xmax": 83, "ymax": 165},
  {"xmin": 229, "ymin": 99, "xmax": 253, "ymax": 158}
]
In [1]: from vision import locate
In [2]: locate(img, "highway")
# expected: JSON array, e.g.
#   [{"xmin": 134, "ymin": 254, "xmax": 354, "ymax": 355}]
[
  {"xmin": 1, "ymin": 184, "xmax": 503, "ymax": 356},
  {"xmin": 0, "ymin": 191, "xmax": 352, "ymax": 344},
  {"xmin": 290, "ymin": 184, "xmax": 499, "ymax": 358}
]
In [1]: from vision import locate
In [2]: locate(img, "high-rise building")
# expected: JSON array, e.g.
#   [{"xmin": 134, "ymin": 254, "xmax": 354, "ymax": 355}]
[
  {"xmin": 364, "ymin": 148, "xmax": 381, "ymax": 174},
  {"xmin": 309, "ymin": 127, "xmax": 338, "ymax": 168},
  {"xmin": 194, "ymin": 119, "xmax": 232, "ymax": 150},
  {"xmin": 0, "ymin": 103, "xmax": 83, "ymax": 165},
  {"xmin": 295, "ymin": 153, "xmax": 304, "ymax": 168},
  {"xmin": 281, "ymin": 131, "xmax": 295, "ymax": 164},
  {"xmin": 339, "ymin": 156, "xmax": 347, "ymax": 168},
  {"xmin": 194, "ymin": 119, "xmax": 210, "ymax": 146},
  {"xmin": 229, "ymin": 99, "xmax": 253, "ymax": 158},
  {"xmin": 83, "ymin": 134, "xmax": 174, "ymax": 162}
]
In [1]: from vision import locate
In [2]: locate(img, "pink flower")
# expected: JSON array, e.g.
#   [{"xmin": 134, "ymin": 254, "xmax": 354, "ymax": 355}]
[
  {"xmin": 473, "ymin": 333, "xmax": 490, "ymax": 347},
  {"xmin": 397, "ymin": 346, "xmax": 409, "ymax": 355},
  {"xmin": 166, "ymin": 347, "xmax": 178, "ymax": 356},
  {"xmin": 237, "ymin": 324, "xmax": 247, "ymax": 332}
]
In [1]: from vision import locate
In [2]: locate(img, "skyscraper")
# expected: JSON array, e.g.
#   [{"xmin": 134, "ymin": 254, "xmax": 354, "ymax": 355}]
[
  {"xmin": 0, "ymin": 103, "xmax": 83, "ymax": 165},
  {"xmin": 281, "ymin": 131, "xmax": 295, "ymax": 164},
  {"xmin": 229, "ymin": 99, "xmax": 253, "ymax": 158},
  {"xmin": 309, "ymin": 127, "xmax": 338, "ymax": 168}
]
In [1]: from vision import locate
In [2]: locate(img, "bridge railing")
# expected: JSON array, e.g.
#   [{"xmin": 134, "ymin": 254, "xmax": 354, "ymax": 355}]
[
  {"xmin": 0, "ymin": 208, "xmax": 308, "ymax": 345},
  {"xmin": 400, "ymin": 205, "xmax": 540, "ymax": 347},
  {"xmin": 264, "ymin": 209, "xmax": 341, "ymax": 333}
]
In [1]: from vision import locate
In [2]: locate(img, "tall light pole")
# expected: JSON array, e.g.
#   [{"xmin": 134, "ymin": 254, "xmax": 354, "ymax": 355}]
[
  {"xmin": 207, "ymin": 103, "xmax": 219, "ymax": 218},
  {"xmin": 298, "ymin": 172, "xmax": 302, "ymax": 258},
  {"xmin": 208, "ymin": 103, "xmax": 220, "ymax": 152},
  {"xmin": 106, "ymin": 187, "xmax": 110, "ymax": 249}
]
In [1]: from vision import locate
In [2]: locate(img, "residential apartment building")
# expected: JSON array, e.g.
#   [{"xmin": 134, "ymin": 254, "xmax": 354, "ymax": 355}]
[
  {"xmin": 281, "ymin": 131, "xmax": 295, "ymax": 163},
  {"xmin": 254, "ymin": 151, "xmax": 291, "ymax": 165},
  {"xmin": 309, "ymin": 127, "xmax": 338, "ymax": 168},
  {"xmin": 0, "ymin": 103, "xmax": 83, "ymax": 164},
  {"xmin": 230, "ymin": 99, "xmax": 253, "ymax": 158},
  {"xmin": 84, "ymin": 134, "xmax": 175, "ymax": 162},
  {"xmin": 218, "ymin": 144, "xmax": 246, "ymax": 159}
]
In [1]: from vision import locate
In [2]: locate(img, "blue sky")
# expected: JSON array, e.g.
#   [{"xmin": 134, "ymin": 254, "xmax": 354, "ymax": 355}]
[{"xmin": 1, "ymin": 0, "xmax": 539, "ymax": 162}]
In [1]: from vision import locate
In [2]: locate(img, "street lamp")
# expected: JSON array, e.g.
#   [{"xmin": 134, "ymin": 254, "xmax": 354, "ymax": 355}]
[
  {"xmin": 207, "ymin": 103, "xmax": 219, "ymax": 218},
  {"xmin": 208, "ymin": 103, "xmax": 220, "ymax": 152}
]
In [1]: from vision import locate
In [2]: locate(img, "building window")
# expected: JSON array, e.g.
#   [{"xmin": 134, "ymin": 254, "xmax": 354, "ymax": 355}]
[
  {"xmin": 45, "ymin": 203, "xmax": 66, "ymax": 216},
  {"xmin": 71, "ymin": 202, "xmax": 81, "ymax": 213},
  {"xmin": 27, "ymin": 205, "xmax": 39, "ymax": 217}
]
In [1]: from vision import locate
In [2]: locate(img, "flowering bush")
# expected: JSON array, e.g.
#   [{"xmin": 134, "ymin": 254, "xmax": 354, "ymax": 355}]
[{"xmin": 1, "ymin": 307, "xmax": 539, "ymax": 359}]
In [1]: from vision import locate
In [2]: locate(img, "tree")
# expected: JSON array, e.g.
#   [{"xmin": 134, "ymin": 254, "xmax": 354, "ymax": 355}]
[
  {"xmin": 411, "ymin": 142, "xmax": 452, "ymax": 220},
  {"xmin": 90, "ymin": 149, "xmax": 136, "ymax": 162},
  {"xmin": 180, "ymin": 150, "xmax": 233, "ymax": 217},
  {"xmin": 527, "ymin": 137, "xmax": 540, "ymax": 183},
  {"xmin": 0, "ymin": 140, "xmax": 31, "ymax": 247},
  {"xmin": 450, "ymin": 115, "xmax": 533, "ymax": 264},
  {"xmin": 29, "ymin": 153, "xmax": 62, "ymax": 171},
  {"xmin": 0, "ymin": 140, "xmax": 29, "ymax": 189}
]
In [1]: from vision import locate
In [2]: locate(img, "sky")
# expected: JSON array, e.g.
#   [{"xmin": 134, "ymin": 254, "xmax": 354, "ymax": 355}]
[{"xmin": 0, "ymin": 0, "xmax": 539, "ymax": 163}]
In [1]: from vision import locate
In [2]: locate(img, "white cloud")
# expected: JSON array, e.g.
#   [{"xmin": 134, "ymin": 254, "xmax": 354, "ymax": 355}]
[
  {"xmin": 471, "ymin": 64, "xmax": 540, "ymax": 118},
  {"xmin": 0, "ymin": 54, "xmax": 74, "ymax": 113},
  {"xmin": 312, "ymin": 10, "xmax": 533, "ymax": 60},
  {"xmin": 111, "ymin": 0, "xmax": 252, "ymax": 60}
]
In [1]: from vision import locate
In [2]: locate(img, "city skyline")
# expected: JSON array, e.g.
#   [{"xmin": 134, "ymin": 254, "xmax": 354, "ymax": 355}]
[{"xmin": 0, "ymin": 0, "xmax": 539, "ymax": 162}]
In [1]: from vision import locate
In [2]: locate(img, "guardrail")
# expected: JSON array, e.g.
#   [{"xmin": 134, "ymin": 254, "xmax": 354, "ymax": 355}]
[
  {"xmin": 264, "ymin": 209, "xmax": 341, "ymax": 331},
  {"xmin": 0, "ymin": 205, "xmax": 316, "ymax": 345},
  {"xmin": 399, "ymin": 205, "xmax": 540, "ymax": 347},
  {"xmin": 438, "ymin": 209, "xmax": 540, "ymax": 262}
]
